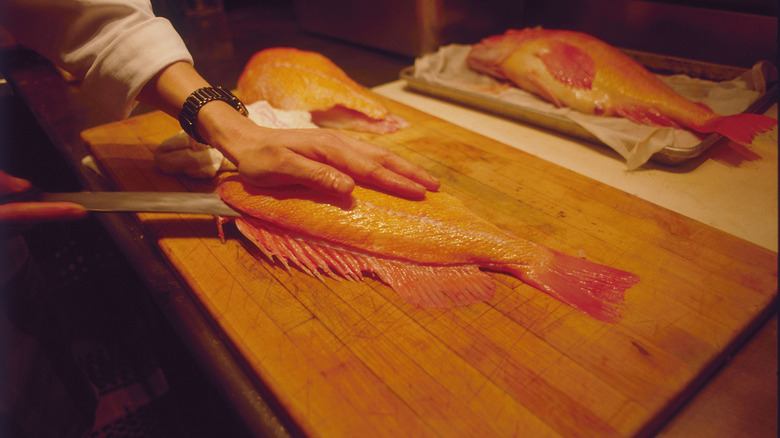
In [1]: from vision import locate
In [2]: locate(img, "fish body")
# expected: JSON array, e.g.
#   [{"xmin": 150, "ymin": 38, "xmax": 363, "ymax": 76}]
[
  {"xmin": 218, "ymin": 176, "xmax": 638, "ymax": 322},
  {"xmin": 237, "ymin": 47, "xmax": 407, "ymax": 133},
  {"xmin": 467, "ymin": 28, "xmax": 776, "ymax": 144}
]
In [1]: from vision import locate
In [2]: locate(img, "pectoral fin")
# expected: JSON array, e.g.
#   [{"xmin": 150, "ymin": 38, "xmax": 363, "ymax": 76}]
[{"xmin": 538, "ymin": 40, "xmax": 595, "ymax": 89}]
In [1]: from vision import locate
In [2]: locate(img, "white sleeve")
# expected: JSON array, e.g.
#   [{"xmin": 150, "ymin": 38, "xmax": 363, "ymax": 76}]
[{"xmin": 0, "ymin": 0, "xmax": 194, "ymax": 120}]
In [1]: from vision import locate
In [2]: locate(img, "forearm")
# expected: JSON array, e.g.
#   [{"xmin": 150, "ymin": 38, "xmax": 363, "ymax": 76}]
[{"xmin": 136, "ymin": 62, "xmax": 209, "ymax": 117}]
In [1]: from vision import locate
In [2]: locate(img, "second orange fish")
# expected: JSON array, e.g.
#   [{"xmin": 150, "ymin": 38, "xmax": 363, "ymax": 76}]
[{"xmin": 238, "ymin": 47, "xmax": 408, "ymax": 133}]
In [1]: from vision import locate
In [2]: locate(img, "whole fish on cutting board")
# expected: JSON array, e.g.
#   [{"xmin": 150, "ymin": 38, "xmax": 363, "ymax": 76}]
[
  {"xmin": 237, "ymin": 47, "xmax": 408, "ymax": 133},
  {"xmin": 217, "ymin": 176, "xmax": 638, "ymax": 322},
  {"xmin": 467, "ymin": 28, "xmax": 777, "ymax": 144}
]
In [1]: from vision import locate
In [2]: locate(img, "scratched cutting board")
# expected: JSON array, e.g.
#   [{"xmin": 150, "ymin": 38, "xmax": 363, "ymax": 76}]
[{"xmin": 82, "ymin": 97, "xmax": 777, "ymax": 437}]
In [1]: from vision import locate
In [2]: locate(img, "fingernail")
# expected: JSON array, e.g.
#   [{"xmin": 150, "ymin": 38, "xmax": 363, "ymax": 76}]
[
  {"xmin": 9, "ymin": 176, "xmax": 32, "ymax": 193},
  {"xmin": 332, "ymin": 175, "xmax": 354, "ymax": 195}
]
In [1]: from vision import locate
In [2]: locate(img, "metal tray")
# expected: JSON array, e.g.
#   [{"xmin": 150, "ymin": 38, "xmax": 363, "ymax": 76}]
[{"xmin": 400, "ymin": 49, "xmax": 777, "ymax": 165}]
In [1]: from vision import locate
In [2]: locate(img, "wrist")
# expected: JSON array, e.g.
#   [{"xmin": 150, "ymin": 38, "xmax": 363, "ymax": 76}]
[
  {"xmin": 179, "ymin": 86, "xmax": 247, "ymax": 144},
  {"xmin": 195, "ymin": 100, "xmax": 263, "ymax": 164}
]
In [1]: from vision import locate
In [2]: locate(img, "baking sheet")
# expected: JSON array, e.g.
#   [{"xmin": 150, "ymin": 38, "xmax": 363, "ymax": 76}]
[{"xmin": 401, "ymin": 45, "xmax": 777, "ymax": 167}]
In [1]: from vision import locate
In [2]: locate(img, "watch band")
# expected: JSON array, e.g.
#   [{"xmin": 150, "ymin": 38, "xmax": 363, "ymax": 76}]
[{"xmin": 178, "ymin": 86, "xmax": 248, "ymax": 144}]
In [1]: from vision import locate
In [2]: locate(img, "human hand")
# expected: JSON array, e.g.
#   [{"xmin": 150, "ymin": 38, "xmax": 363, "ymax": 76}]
[
  {"xmin": 139, "ymin": 63, "xmax": 439, "ymax": 198},
  {"xmin": 0, "ymin": 170, "xmax": 87, "ymax": 225},
  {"xmin": 213, "ymin": 114, "xmax": 441, "ymax": 198}
]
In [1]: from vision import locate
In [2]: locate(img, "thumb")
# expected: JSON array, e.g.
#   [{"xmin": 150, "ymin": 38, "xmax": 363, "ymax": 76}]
[{"xmin": 0, "ymin": 170, "xmax": 32, "ymax": 194}]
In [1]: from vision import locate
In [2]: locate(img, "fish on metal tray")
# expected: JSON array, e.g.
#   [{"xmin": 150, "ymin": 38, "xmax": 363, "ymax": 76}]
[
  {"xmin": 217, "ymin": 175, "xmax": 638, "ymax": 322},
  {"xmin": 467, "ymin": 28, "xmax": 777, "ymax": 145},
  {"xmin": 237, "ymin": 47, "xmax": 408, "ymax": 133}
]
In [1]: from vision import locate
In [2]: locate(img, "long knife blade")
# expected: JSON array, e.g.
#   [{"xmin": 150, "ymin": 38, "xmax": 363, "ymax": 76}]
[{"xmin": 38, "ymin": 191, "xmax": 243, "ymax": 217}]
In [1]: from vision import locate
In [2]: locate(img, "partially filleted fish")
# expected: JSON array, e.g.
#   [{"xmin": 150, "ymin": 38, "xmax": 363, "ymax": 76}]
[
  {"xmin": 467, "ymin": 28, "xmax": 777, "ymax": 144},
  {"xmin": 218, "ymin": 176, "xmax": 638, "ymax": 322},
  {"xmin": 237, "ymin": 47, "xmax": 408, "ymax": 133}
]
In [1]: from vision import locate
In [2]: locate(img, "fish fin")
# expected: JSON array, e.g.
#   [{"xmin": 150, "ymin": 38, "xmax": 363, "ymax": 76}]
[
  {"xmin": 698, "ymin": 113, "xmax": 777, "ymax": 144},
  {"xmin": 509, "ymin": 249, "xmax": 638, "ymax": 323},
  {"xmin": 217, "ymin": 216, "xmax": 229, "ymax": 243},
  {"xmin": 615, "ymin": 105, "xmax": 681, "ymax": 128},
  {"xmin": 616, "ymin": 104, "xmax": 778, "ymax": 143},
  {"xmin": 235, "ymin": 217, "xmax": 495, "ymax": 307},
  {"xmin": 538, "ymin": 40, "xmax": 595, "ymax": 89},
  {"xmin": 367, "ymin": 261, "xmax": 495, "ymax": 308},
  {"xmin": 525, "ymin": 73, "xmax": 565, "ymax": 107},
  {"xmin": 236, "ymin": 218, "xmax": 339, "ymax": 276}
]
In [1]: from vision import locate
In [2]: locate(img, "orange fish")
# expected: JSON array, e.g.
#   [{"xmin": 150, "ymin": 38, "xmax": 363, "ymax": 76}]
[
  {"xmin": 467, "ymin": 28, "xmax": 777, "ymax": 144},
  {"xmin": 218, "ymin": 175, "xmax": 638, "ymax": 322},
  {"xmin": 237, "ymin": 47, "xmax": 408, "ymax": 133}
]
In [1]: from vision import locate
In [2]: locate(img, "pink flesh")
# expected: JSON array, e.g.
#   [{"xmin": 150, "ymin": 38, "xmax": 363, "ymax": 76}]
[{"xmin": 311, "ymin": 105, "xmax": 409, "ymax": 134}]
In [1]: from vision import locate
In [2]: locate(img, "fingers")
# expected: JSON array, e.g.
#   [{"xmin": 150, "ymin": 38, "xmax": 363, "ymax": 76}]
[
  {"xmin": 315, "ymin": 132, "xmax": 439, "ymax": 198},
  {"xmin": 238, "ymin": 149, "xmax": 356, "ymax": 195},
  {"xmin": 334, "ymin": 157, "xmax": 428, "ymax": 199},
  {"xmin": 352, "ymin": 143, "xmax": 441, "ymax": 193},
  {"xmin": 0, "ymin": 171, "xmax": 87, "ymax": 226},
  {"xmin": 381, "ymin": 154, "xmax": 441, "ymax": 192},
  {"xmin": 0, "ymin": 202, "xmax": 88, "ymax": 224},
  {"xmin": 0, "ymin": 170, "xmax": 32, "ymax": 194},
  {"xmin": 235, "ymin": 128, "xmax": 439, "ymax": 198}
]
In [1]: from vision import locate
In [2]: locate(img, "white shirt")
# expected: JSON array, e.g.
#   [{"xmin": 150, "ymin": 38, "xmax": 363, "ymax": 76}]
[{"xmin": 1, "ymin": 0, "xmax": 194, "ymax": 119}]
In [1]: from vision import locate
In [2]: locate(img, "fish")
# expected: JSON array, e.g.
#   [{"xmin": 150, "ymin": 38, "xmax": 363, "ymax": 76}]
[
  {"xmin": 217, "ymin": 175, "xmax": 638, "ymax": 322},
  {"xmin": 237, "ymin": 47, "xmax": 408, "ymax": 133},
  {"xmin": 466, "ymin": 28, "xmax": 777, "ymax": 144}
]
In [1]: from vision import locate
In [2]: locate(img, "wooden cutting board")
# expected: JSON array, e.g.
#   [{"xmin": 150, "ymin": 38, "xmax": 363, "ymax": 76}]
[{"xmin": 81, "ymin": 97, "xmax": 777, "ymax": 437}]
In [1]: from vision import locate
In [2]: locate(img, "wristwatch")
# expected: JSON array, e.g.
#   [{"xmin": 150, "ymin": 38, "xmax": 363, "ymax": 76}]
[{"xmin": 178, "ymin": 86, "xmax": 248, "ymax": 144}]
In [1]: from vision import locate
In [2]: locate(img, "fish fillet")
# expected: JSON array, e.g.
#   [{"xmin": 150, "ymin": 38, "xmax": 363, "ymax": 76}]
[
  {"xmin": 467, "ymin": 28, "xmax": 777, "ymax": 144},
  {"xmin": 218, "ymin": 176, "xmax": 638, "ymax": 322},
  {"xmin": 237, "ymin": 47, "xmax": 408, "ymax": 133}
]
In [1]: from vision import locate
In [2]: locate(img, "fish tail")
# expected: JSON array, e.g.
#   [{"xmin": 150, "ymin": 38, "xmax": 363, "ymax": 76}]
[
  {"xmin": 508, "ymin": 249, "xmax": 638, "ymax": 323},
  {"xmin": 699, "ymin": 113, "xmax": 777, "ymax": 144}
]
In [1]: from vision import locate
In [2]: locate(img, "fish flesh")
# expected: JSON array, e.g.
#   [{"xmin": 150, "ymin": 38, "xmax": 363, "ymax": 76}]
[
  {"xmin": 217, "ymin": 175, "xmax": 638, "ymax": 322},
  {"xmin": 237, "ymin": 47, "xmax": 408, "ymax": 133},
  {"xmin": 467, "ymin": 28, "xmax": 777, "ymax": 144}
]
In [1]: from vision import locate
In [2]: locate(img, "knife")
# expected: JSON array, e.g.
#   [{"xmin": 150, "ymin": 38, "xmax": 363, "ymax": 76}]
[{"xmin": 3, "ymin": 189, "xmax": 243, "ymax": 217}]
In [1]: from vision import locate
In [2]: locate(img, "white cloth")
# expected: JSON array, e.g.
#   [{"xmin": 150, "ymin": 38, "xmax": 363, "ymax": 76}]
[{"xmin": 0, "ymin": 0, "xmax": 193, "ymax": 120}]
